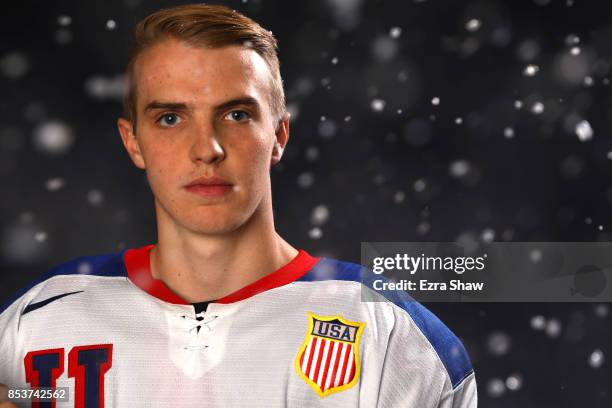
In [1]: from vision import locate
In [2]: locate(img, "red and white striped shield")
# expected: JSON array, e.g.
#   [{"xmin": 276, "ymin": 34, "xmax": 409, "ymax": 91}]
[{"xmin": 295, "ymin": 312, "xmax": 365, "ymax": 397}]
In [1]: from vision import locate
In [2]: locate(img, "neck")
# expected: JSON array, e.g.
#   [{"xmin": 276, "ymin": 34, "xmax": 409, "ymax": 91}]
[{"xmin": 150, "ymin": 199, "xmax": 298, "ymax": 303}]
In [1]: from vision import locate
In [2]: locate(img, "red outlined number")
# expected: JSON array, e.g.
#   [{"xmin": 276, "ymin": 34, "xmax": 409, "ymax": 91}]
[
  {"xmin": 68, "ymin": 344, "xmax": 113, "ymax": 408},
  {"xmin": 24, "ymin": 348, "xmax": 65, "ymax": 408},
  {"xmin": 24, "ymin": 344, "xmax": 113, "ymax": 408}
]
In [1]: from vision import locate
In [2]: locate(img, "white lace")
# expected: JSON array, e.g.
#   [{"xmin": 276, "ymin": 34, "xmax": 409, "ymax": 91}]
[
  {"xmin": 181, "ymin": 313, "xmax": 219, "ymax": 333},
  {"xmin": 184, "ymin": 344, "xmax": 209, "ymax": 351},
  {"xmin": 180, "ymin": 313, "xmax": 219, "ymax": 351}
]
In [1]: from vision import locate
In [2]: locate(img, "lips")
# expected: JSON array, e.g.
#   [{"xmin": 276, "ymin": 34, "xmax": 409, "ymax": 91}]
[{"xmin": 184, "ymin": 176, "xmax": 233, "ymax": 198}]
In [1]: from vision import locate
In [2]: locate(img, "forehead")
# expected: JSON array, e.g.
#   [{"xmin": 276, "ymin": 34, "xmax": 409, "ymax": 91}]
[{"xmin": 133, "ymin": 38, "xmax": 273, "ymax": 108}]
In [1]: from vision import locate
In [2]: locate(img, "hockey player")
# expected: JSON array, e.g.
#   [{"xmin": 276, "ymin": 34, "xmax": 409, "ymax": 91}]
[{"xmin": 0, "ymin": 4, "xmax": 477, "ymax": 407}]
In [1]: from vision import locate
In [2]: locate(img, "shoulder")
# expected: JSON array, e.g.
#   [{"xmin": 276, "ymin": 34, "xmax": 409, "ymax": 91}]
[
  {"xmin": 299, "ymin": 257, "xmax": 475, "ymax": 390},
  {"xmin": 0, "ymin": 250, "xmax": 128, "ymax": 316}
]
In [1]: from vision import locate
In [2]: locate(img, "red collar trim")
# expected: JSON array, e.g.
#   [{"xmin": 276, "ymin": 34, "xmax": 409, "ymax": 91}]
[
  {"xmin": 123, "ymin": 244, "xmax": 188, "ymax": 304},
  {"xmin": 123, "ymin": 245, "xmax": 320, "ymax": 305}
]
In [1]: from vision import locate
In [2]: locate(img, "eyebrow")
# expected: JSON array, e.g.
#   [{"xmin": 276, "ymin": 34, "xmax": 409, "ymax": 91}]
[
  {"xmin": 144, "ymin": 101, "xmax": 189, "ymax": 113},
  {"xmin": 213, "ymin": 97, "xmax": 261, "ymax": 114},
  {"xmin": 143, "ymin": 97, "xmax": 262, "ymax": 115}
]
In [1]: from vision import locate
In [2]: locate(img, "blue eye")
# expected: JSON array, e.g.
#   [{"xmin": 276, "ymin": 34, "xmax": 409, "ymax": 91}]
[
  {"xmin": 158, "ymin": 113, "xmax": 182, "ymax": 127},
  {"xmin": 224, "ymin": 110, "xmax": 250, "ymax": 122}
]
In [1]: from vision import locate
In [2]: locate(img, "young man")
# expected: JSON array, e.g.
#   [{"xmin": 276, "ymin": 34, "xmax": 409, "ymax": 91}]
[{"xmin": 0, "ymin": 4, "xmax": 476, "ymax": 407}]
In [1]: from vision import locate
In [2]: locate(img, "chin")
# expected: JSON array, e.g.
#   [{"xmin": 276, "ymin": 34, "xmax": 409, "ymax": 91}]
[
  {"xmin": 182, "ymin": 211, "xmax": 250, "ymax": 235},
  {"xmin": 191, "ymin": 222, "xmax": 240, "ymax": 235},
  {"xmin": 158, "ymin": 195, "xmax": 260, "ymax": 235}
]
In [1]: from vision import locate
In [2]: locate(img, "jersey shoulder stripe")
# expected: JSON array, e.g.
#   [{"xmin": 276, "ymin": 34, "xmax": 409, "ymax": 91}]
[
  {"xmin": 297, "ymin": 257, "xmax": 474, "ymax": 389},
  {"xmin": 0, "ymin": 250, "xmax": 127, "ymax": 315}
]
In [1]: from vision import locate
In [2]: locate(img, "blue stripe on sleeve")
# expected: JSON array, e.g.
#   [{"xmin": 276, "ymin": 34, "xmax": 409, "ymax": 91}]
[{"xmin": 0, "ymin": 250, "xmax": 127, "ymax": 315}]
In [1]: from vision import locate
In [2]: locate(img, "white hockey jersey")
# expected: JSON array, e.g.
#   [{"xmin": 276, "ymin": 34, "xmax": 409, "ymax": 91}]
[{"xmin": 0, "ymin": 244, "xmax": 477, "ymax": 407}]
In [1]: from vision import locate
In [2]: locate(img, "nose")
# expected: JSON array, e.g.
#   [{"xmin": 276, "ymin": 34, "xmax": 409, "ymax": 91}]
[{"xmin": 188, "ymin": 121, "xmax": 225, "ymax": 165}]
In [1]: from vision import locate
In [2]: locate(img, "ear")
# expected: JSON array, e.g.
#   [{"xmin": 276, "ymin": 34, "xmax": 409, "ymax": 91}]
[
  {"xmin": 271, "ymin": 112, "xmax": 290, "ymax": 165},
  {"xmin": 117, "ymin": 118, "xmax": 146, "ymax": 169}
]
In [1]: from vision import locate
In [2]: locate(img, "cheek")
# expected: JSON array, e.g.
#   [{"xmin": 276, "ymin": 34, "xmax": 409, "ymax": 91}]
[
  {"xmin": 225, "ymin": 138, "xmax": 271, "ymax": 202},
  {"xmin": 141, "ymin": 130, "xmax": 182, "ymax": 164},
  {"xmin": 238, "ymin": 137, "xmax": 273, "ymax": 176},
  {"xmin": 229, "ymin": 124, "xmax": 272, "ymax": 154},
  {"xmin": 142, "ymin": 143, "xmax": 182, "ymax": 187}
]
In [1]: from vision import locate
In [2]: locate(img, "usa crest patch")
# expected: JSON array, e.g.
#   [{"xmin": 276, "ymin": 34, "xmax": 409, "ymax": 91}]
[{"xmin": 294, "ymin": 312, "xmax": 365, "ymax": 397}]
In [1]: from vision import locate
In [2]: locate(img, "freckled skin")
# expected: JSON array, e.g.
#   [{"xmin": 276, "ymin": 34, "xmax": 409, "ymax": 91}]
[{"xmin": 118, "ymin": 39, "xmax": 288, "ymax": 237}]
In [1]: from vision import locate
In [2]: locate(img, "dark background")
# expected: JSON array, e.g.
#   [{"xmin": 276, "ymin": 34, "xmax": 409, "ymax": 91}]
[{"xmin": 1, "ymin": 0, "xmax": 611, "ymax": 406}]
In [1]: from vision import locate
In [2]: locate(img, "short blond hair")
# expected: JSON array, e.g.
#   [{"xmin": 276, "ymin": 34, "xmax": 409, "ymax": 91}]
[{"xmin": 123, "ymin": 3, "xmax": 285, "ymax": 125}]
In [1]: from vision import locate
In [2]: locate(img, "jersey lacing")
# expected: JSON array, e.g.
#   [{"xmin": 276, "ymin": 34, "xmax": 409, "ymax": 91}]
[
  {"xmin": 180, "ymin": 312, "xmax": 219, "ymax": 351},
  {"xmin": 181, "ymin": 312, "xmax": 219, "ymax": 333}
]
